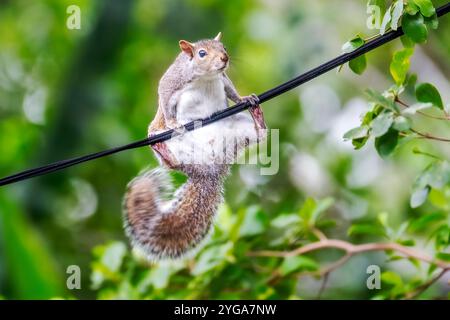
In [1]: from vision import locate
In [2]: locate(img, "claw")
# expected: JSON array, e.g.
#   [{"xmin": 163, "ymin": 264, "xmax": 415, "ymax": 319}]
[{"xmin": 241, "ymin": 93, "xmax": 260, "ymax": 107}]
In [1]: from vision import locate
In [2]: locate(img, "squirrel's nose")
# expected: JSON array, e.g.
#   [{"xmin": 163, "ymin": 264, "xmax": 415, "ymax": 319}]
[{"xmin": 220, "ymin": 54, "xmax": 229, "ymax": 62}]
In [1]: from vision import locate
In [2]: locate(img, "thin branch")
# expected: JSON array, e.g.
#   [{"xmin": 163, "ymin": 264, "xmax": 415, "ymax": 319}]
[
  {"xmin": 410, "ymin": 129, "xmax": 450, "ymax": 142},
  {"xmin": 416, "ymin": 112, "xmax": 450, "ymax": 121},
  {"xmin": 316, "ymin": 253, "xmax": 352, "ymax": 276},
  {"xmin": 248, "ymin": 239, "xmax": 450, "ymax": 270},
  {"xmin": 317, "ymin": 273, "xmax": 330, "ymax": 300},
  {"xmin": 249, "ymin": 239, "xmax": 450, "ymax": 299},
  {"xmin": 405, "ymin": 269, "xmax": 449, "ymax": 300},
  {"xmin": 395, "ymin": 98, "xmax": 450, "ymax": 121},
  {"xmin": 312, "ymin": 227, "xmax": 328, "ymax": 241}
]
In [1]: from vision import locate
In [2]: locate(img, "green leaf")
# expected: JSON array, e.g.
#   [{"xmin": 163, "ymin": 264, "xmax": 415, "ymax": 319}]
[
  {"xmin": 406, "ymin": 0, "xmax": 420, "ymax": 15},
  {"xmin": 381, "ymin": 271, "xmax": 403, "ymax": 286},
  {"xmin": 412, "ymin": 0, "xmax": 436, "ymax": 17},
  {"xmin": 433, "ymin": 225, "xmax": 450, "ymax": 250},
  {"xmin": 279, "ymin": 256, "xmax": 318, "ymax": 276},
  {"xmin": 311, "ymin": 197, "xmax": 334, "ymax": 224},
  {"xmin": 436, "ymin": 252, "xmax": 450, "ymax": 262},
  {"xmin": 398, "ymin": 239, "xmax": 415, "ymax": 246},
  {"xmin": 416, "ymin": 83, "xmax": 444, "ymax": 109},
  {"xmin": 390, "ymin": 48, "xmax": 414, "ymax": 85},
  {"xmin": 402, "ymin": 13, "xmax": 428, "ymax": 43},
  {"xmin": 428, "ymin": 188, "xmax": 450, "ymax": 210},
  {"xmin": 344, "ymin": 125, "xmax": 371, "ymax": 150},
  {"xmin": 409, "ymin": 212, "xmax": 446, "ymax": 232},
  {"xmin": 371, "ymin": 112, "xmax": 394, "ymax": 137},
  {"xmin": 348, "ymin": 223, "xmax": 386, "ymax": 237},
  {"xmin": 271, "ymin": 214, "xmax": 300, "ymax": 228},
  {"xmin": 191, "ymin": 242, "xmax": 233, "ymax": 276},
  {"xmin": 375, "ymin": 129, "xmax": 399, "ymax": 158},
  {"xmin": 405, "ymin": 73, "xmax": 418, "ymax": 94},
  {"xmin": 239, "ymin": 206, "xmax": 268, "ymax": 237},
  {"xmin": 343, "ymin": 126, "xmax": 369, "ymax": 140},
  {"xmin": 342, "ymin": 36, "xmax": 367, "ymax": 75},
  {"xmin": 412, "ymin": 162, "xmax": 450, "ymax": 206},
  {"xmin": 342, "ymin": 36, "xmax": 365, "ymax": 53},
  {"xmin": 139, "ymin": 263, "xmax": 183, "ymax": 291},
  {"xmin": 424, "ymin": 13, "xmax": 439, "ymax": 29},
  {"xmin": 391, "ymin": 1, "xmax": 404, "ymax": 30},
  {"xmin": 349, "ymin": 55, "xmax": 367, "ymax": 75},
  {"xmin": 410, "ymin": 186, "xmax": 430, "ymax": 208},
  {"xmin": 378, "ymin": 212, "xmax": 389, "ymax": 228},
  {"xmin": 91, "ymin": 241, "xmax": 127, "ymax": 290},
  {"xmin": 402, "ymin": 102, "xmax": 433, "ymax": 115},
  {"xmin": 393, "ymin": 116, "xmax": 411, "ymax": 131},
  {"xmin": 365, "ymin": 90, "xmax": 399, "ymax": 112},
  {"xmin": 352, "ymin": 136, "xmax": 369, "ymax": 150},
  {"xmin": 99, "ymin": 242, "xmax": 127, "ymax": 272},
  {"xmin": 316, "ymin": 219, "xmax": 337, "ymax": 230},
  {"xmin": 401, "ymin": 35, "xmax": 415, "ymax": 48},
  {"xmin": 428, "ymin": 162, "xmax": 450, "ymax": 189},
  {"xmin": 427, "ymin": 263, "xmax": 438, "ymax": 276},
  {"xmin": 299, "ymin": 198, "xmax": 316, "ymax": 223}
]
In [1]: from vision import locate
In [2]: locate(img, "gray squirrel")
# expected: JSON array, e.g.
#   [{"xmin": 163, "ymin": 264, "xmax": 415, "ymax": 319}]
[{"xmin": 123, "ymin": 32, "xmax": 267, "ymax": 260}]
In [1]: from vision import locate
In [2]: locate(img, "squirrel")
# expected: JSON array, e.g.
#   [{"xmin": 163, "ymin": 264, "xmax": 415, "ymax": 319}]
[{"xmin": 123, "ymin": 32, "xmax": 267, "ymax": 260}]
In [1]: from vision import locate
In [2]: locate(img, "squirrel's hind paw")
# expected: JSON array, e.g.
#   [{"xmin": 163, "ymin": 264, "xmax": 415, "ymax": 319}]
[{"xmin": 240, "ymin": 93, "xmax": 260, "ymax": 107}]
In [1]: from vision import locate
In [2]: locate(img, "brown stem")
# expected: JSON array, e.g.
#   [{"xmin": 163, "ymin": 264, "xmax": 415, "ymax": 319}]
[
  {"xmin": 405, "ymin": 269, "xmax": 449, "ymax": 300},
  {"xmin": 395, "ymin": 98, "xmax": 450, "ymax": 121},
  {"xmin": 395, "ymin": 98, "xmax": 409, "ymax": 108},
  {"xmin": 410, "ymin": 129, "xmax": 450, "ymax": 142},
  {"xmin": 249, "ymin": 239, "xmax": 450, "ymax": 299},
  {"xmin": 312, "ymin": 227, "xmax": 328, "ymax": 241},
  {"xmin": 317, "ymin": 253, "xmax": 352, "ymax": 276},
  {"xmin": 317, "ymin": 273, "xmax": 329, "ymax": 299},
  {"xmin": 248, "ymin": 239, "xmax": 450, "ymax": 270}
]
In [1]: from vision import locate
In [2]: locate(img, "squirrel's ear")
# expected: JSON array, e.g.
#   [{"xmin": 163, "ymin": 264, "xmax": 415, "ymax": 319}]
[
  {"xmin": 179, "ymin": 40, "xmax": 194, "ymax": 57},
  {"xmin": 214, "ymin": 32, "xmax": 222, "ymax": 41}
]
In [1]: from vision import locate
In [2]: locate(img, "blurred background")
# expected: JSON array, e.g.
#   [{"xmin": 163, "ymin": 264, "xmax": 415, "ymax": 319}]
[{"xmin": 0, "ymin": 0, "xmax": 449, "ymax": 299}]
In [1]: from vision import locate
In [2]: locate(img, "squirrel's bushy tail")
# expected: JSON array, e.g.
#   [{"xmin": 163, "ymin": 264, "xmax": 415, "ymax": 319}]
[{"xmin": 123, "ymin": 166, "xmax": 226, "ymax": 260}]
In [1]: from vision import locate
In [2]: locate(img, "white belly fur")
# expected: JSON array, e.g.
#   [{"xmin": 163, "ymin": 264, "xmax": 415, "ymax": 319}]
[
  {"xmin": 176, "ymin": 76, "xmax": 227, "ymax": 123},
  {"xmin": 162, "ymin": 76, "xmax": 265, "ymax": 165}
]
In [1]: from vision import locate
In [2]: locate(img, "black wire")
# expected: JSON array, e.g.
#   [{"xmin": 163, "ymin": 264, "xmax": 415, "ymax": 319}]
[{"xmin": 1, "ymin": 3, "xmax": 449, "ymax": 187}]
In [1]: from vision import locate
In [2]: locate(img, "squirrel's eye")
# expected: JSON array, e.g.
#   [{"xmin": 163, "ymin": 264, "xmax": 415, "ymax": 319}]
[{"xmin": 198, "ymin": 50, "xmax": 207, "ymax": 58}]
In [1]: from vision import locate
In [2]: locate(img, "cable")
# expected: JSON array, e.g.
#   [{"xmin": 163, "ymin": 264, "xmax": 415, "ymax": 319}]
[{"xmin": 1, "ymin": 3, "xmax": 449, "ymax": 187}]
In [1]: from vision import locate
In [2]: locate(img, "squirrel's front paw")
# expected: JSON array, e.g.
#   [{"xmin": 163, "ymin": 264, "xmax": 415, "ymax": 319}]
[{"xmin": 240, "ymin": 94, "xmax": 260, "ymax": 107}]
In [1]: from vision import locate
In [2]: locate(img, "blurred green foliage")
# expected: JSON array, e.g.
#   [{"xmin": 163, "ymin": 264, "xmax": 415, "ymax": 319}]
[{"xmin": 0, "ymin": 0, "xmax": 449, "ymax": 299}]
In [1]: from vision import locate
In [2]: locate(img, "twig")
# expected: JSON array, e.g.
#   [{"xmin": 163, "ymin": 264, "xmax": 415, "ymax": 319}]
[
  {"xmin": 395, "ymin": 98, "xmax": 450, "ymax": 121},
  {"xmin": 314, "ymin": 253, "xmax": 352, "ymax": 298},
  {"xmin": 317, "ymin": 273, "xmax": 329, "ymax": 299},
  {"xmin": 316, "ymin": 253, "xmax": 352, "ymax": 276},
  {"xmin": 248, "ymin": 239, "xmax": 450, "ymax": 270},
  {"xmin": 312, "ymin": 227, "xmax": 328, "ymax": 241},
  {"xmin": 410, "ymin": 129, "xmax": 450, "ymax": 142},
  {"xmin": 405, "ymin": 269, "xmax": 449, "ymax": 299},
  {"xmin": 249, "ymin": 239, "xmax": 450, "ymax": 299}
]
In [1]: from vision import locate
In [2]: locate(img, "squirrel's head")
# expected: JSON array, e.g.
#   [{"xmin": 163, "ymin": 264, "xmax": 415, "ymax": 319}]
[{"xmin": 179, "ymin": 32, "xmax": 229, "ymax": 76}]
